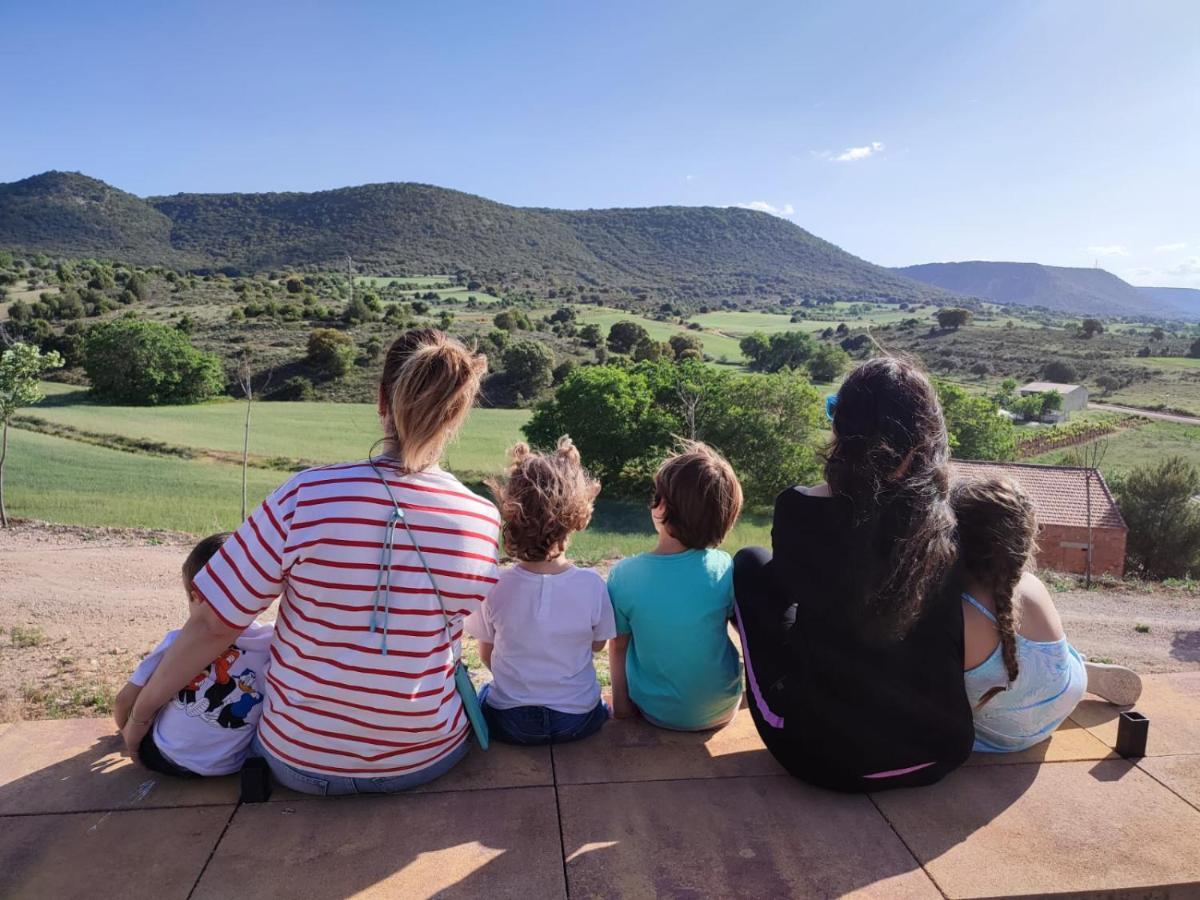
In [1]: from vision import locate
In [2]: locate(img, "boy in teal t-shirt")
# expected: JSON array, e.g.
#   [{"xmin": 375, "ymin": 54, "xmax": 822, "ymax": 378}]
[{"xmin": 608, "ymin": 443, "xmax": 744, "ymax": 731}]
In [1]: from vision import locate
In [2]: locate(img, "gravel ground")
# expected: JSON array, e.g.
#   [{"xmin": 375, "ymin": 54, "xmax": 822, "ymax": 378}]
[{"xmin": 1, "ymin": 520, "xmax": 1196, "ymax": 722}]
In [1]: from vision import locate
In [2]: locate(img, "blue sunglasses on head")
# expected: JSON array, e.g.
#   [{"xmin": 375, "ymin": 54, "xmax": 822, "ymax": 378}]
[{"xmin": 825, "ymin": 394, "xmax": 839, "ymax": 422}]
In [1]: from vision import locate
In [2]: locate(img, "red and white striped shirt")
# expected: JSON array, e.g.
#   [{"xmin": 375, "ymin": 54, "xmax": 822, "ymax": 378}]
[{"xmin": 192, "ymin": 459, "xmax": 500, "ymax": 776}]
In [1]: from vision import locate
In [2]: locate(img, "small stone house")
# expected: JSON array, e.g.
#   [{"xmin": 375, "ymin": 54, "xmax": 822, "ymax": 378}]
[
  {"xmin": 1018, "ymin": 381, "xmax": 1088, "ymax": 422},
  {"xmin": 949, "ymin": 460, "xmax": 1127, "ymax": 577}
]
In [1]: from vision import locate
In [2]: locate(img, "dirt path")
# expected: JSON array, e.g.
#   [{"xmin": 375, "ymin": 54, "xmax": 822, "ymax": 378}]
[
  {"xmin": 1091, "ymin": 402, "xmax": 1200, "ymax": 425},
  {"xmin": 1, "ymin": 521, "xmax": 1196, "ymax": 722}
]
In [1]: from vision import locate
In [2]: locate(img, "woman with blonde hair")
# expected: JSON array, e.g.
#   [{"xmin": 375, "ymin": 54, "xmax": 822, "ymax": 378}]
[{"xmin": 122, "ymin": 329, "xmax": 499, "ymax": 794}]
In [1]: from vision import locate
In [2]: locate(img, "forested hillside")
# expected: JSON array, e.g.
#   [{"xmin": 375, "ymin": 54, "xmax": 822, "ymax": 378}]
[{"xmin": 0, "ymin": 171, "xmax": 952, "ymax": 307}]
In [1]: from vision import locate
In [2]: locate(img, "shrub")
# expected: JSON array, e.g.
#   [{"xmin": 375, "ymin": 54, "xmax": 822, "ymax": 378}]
[
  {"xmin": 806, "ymin": 344, "xmax": 850, "ymax": 383},
  {"xmin": 1114, "ymin": 457, "xmax": 1200, "ymax": 579},
  {"xmin": 938, "ymin": 381, "xmax": 1015, "ymax": 460},
  {"xmin": 272, "ymin": 375, "xmax": 316, "ymax": 401},
  {"xmin": 306, "ymin": 328, "xmax": 356, "ymax": 378},
  {"xmin": 936, "ymin": 308, "xmax": 971, "ymax": 330},
  {"xmin": 83, "ymin": 318, "xmax": 223, "ymax": 405},
  {"xmin": 1043, "ymin": 360, "xmax": 1078, "ymax": 383}
]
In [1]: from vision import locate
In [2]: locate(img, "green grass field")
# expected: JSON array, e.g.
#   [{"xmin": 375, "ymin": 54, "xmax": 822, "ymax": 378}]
[
  {"xmin": 12, "ymin": 389, "xmax": 770, "ymax": 560},
  {"xmin": 28, "ymin": 388, "xmax": 529, "ymax": 475},
  {"xmin": 574, "ymin": 307, "xmax": 745, "ymax": 362},
  {"xmin": 688, "ymin": 305, "xmax": 919, "ymax": 337},
  {"xmin": 355, "ymin": 275, "xmax": 504, "ymax": 304}
]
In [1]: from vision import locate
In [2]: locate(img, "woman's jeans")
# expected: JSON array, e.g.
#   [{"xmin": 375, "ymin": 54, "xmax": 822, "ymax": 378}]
[
  {"xmin": 480, "ymin": 683, "xmax": 610, "ymax": 746},
  {"xmin": 249, "ymin": 732, "xmax": 469, "ymax": 796}
]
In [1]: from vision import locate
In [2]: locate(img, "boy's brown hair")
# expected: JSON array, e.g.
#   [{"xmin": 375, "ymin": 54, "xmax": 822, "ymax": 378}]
[
  {"xmin": 182, "ymin": 532, "xmax": 232, "ymax": 587},
  {"xmin": 653, "ymin": 441, "xmax": 743, "ymax": 549},
  {"xmin": 488, "ymin": 437, "xmax": 601, "ymax": 562}
]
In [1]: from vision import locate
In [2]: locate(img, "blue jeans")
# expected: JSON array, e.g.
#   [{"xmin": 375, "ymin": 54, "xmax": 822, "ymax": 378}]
[
  {"xmin": 249, "ymin": 732, "xmax": 470, "ymax": 796},
  {"xmin": 480, "ymin": 683, "xmax": 610, "ymax": 746}
]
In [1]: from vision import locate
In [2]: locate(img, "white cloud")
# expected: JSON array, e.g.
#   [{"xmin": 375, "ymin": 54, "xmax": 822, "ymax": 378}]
[
  {"xmin": 835, "ymin": 141, "xmax": 885, "ymax": 162},
  {"xmin": 734, "ymin": 200, "xmax": 795, "ymax": 218},
  {"xmin": 1086, "ymin": 245, "xmax": 1129, "ymax": 257},
  {"xmin": 683, "ymin": 173, "xmax": 695, "ymax": 182},
  {"xmin": 1154, "ymin": 242, "xmax": 1187, "ymax": 253}
]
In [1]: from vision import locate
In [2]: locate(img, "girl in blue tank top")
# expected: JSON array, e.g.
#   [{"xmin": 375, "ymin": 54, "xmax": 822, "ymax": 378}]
[{"xmin": 952, "ymin": 477, "xmax": 1142, "ymax": 752}]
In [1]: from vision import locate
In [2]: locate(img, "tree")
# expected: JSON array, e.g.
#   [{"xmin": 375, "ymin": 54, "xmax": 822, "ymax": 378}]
[
  {"xmin": 1114, "ymin": 457, "xmax": 1200, "ymax": 579},
  {"xmin": 632, "ymin": 337, "xmax": 670, "ymax": 362},
  {"xmin": 1150, "ymin": 327, "xmax": 1166, "ymax": 341},
  {"xmin": 740, "ymin": 330, "xmax": 817, "ymax": 373},
  {"xmin": 668, "ymin": 333, "xmax": 704, "ymax": 360},
  {"xmin": 493, "ymin": 309, "xmax": 530, "ymax": 332},
  {"xmin": 937, "ymin": 381, "xmax": 1015, "ymax": 460},
  {"xmin": 1189, "ymin": 337, "xmax": 1200, "ymax": 359},
  {"xmin": 1080, "ymin": 318, "xmax": 1105, "ymax": 338},
  {"xmin": 1095, "ymin": 374, "xmax": 1120, "ymax": 395},
  {"xmin": 306, "ymin": 328, "xmax": 357, "ymax": 378},
  {"xmin": 936, "ymin": 308, "xmax": 972, "ymax": 330},
  {"xmin": 607, "ymin": 320, "xmax": 650, "ymax": 355},
  {"xmin": 501, "ymin": 339, "xmax": 555, "ymax": 401},
  {"xmin": 806, "ymin": 344, "xmax": 850, "ymax": 383},
  {"xmin": 342, "ymin": 295, "xmax": 374, "ymax": 324},
  {"xmin": 83, "ymin": 318, "xmax": 223, "ymax": 405},
  {"xmin": 579, "ymin": 323, "xmax": 603, "ymax": 347},
  {"xmin": 525, "ymin": 365, "xmax": 671, "ymax": 487},
  {"xmin": 1, "ymin": 343, "xmax": 64, "ymax": 526},
  {"xmin": 1043, "ymin": 360, "xmax": 1078, "ymax": 383}
]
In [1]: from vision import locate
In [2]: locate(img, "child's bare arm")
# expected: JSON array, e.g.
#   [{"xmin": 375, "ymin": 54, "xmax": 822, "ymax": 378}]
[
  {"xmin": 608, "ymin": 635, "xmax": 635, "ymax": 718},
  {"xmin": 478, "ymin": 640, "xmax": 494, "ymax": 670},
  {"xmin": 113, "ymin": 682, "xmax": 142, "ymax": 730},
  {"xmin": 591, "ymin": 640, "xmax": 607, "ymax": 652}
]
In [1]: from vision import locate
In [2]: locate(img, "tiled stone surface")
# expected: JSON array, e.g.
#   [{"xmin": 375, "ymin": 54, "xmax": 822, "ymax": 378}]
[
  {"xmin": 1071, "ymin": 673, "xmax": 1200, "ymax": 757},
  {"xmin": 559, "ymin": 776, "xmax": 939, "ymax": 898},
  {"xmin": 552, "ymin": 711, "xmax": 784, "ymax": 785},
  {"xmin": 0, "ymin": 805, "xmax": 233, "ymax": 900},
  {"xmin": 0, "ymin": 718, "xmax": 237, "ymax": 815},
  {"xmin": 194, "ymin": 787, "xmax": 565, "ymax": 900},
  {"xmin": 1139, "ymin": 754, "xmax": 1200, "ymax": 811},
  {"xmin": 267, "ymin": 741, "xmax": 553, "ymax": 802},
  {"xmin": 964, "ymin": 718, "xmax": 1115, "ymax": 767},
  {"xmin": 873, "ymin": 759, "xmax": 1200, "ymax": 898}
]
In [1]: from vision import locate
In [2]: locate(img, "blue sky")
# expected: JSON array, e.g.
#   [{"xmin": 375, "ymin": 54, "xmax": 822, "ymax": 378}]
[{"xmin": 5, "ymin": 1, "xmax": 1198, "ymax": 286}]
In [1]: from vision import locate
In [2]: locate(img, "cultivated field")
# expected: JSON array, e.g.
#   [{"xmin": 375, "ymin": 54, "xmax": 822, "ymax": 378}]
[{"xmin": 9, "ymin": 389, "xmax": 771, "ymax": 561}]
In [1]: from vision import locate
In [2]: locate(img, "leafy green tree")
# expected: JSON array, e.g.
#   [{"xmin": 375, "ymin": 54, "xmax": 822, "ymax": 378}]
[
  {"xmin": 607, "ymin": 320, "xmax": 650, "ymax": 354},
  {"xmin": 632, "ymin": 337, "xmax": 670, "ymax": 362},
  {"xmin": 1114, "ymin": 457, "xmax": 1200, "ymax": 579},
  {"xmin": 740, "ymin": 330, "xmax": 817, "ymax": 373},
  {"xmin": 937, "ymin": 381, "xmax": 1015, "ymax": 460},
  {"xmin": 1, "ymin": 343, "xmax": 64, "ymax": 526},
  {"xmin": 668, "ymin": 333, "xmax": 704, "ymax": 360},
  {"xmin": 1080, "ymin": 318, "xmax": 1104, "ymax": 338},
  {"xmin": 1189, "ymin": 337, "xmax": 1200, "ymax": 359},
  {"xmin": 1043, "ymin": 360, "xmax": 1078, "ymax": 383},
  {"xmin": 806, "ymin": 344, "xmax": 850, "ymax": 383},
  {"xmin": 342, "ymin": 295, "xmax": 374, "ymax": 324},
  {"xmin": 125, "ymin": 272, "xmax": 150, "ymax": 302},
  {"xmin": 306, "ymin": 328, "xmax": 357, "ymax": 378},
  {"xmin": 579, "ymin": 323, "xmax": 603, "ymax": 347},
  {"xmin": 936, "ymin": 308, "xmax": 972, "ymax": 330},
  {"xmin": 83, "ymin": 318, "xmax": 223, "ymax": 405},
  {"xmin": 502, "ymin": 339, "xmax": 555, "ymax": 401},
  {"xmin": 493, "ymin": 309, "xmax": 531, "ymax": 331},
  {"xmin": 525, "ymin": 364, "xmax": 671, "ymax": 486}
]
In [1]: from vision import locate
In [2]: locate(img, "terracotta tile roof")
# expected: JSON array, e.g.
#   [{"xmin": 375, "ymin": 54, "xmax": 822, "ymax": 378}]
[{"xmin": 949, "ymin": 459, "xmax": 1126, "ymax": 531}]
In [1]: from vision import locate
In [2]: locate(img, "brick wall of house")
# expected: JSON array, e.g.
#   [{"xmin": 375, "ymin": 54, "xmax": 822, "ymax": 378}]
[{"xmin": 1035, "ymin": 524, "xmax": 1126, "ymax": 577}]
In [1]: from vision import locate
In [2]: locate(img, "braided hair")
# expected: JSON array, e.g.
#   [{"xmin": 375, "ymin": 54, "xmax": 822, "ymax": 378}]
[{"xmin": 950, "ymin": 475, "xmax": 1039, "ymax": 704}]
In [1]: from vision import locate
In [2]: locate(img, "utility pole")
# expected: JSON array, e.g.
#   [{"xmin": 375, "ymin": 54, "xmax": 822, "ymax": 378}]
[
  {"xmin": 1081, "ymin": 440, "xmax": 1109, "ymax": 588},
  {"xmin": 346, "ymin": 255, "xmax": 356, "ymax": 304}
]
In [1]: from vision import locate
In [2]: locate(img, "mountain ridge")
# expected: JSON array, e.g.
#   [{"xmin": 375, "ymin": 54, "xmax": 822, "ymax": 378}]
[
  {"xmin": 895, "ymin": 259, "xmax": 1194, "ymax": 320},
  {"xmin": 0, "ymin": 171, "xmax": 952, "ymax": 307}
]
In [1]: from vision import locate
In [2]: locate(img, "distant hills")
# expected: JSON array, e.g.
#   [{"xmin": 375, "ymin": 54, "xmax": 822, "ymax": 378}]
[
  {"xmin": 896, "ymin": 260, "xmax": 1197, "ymax": 321},
  {"xmin": 0, "ymin": 171, "xmax": 950, "ymax": 307}
]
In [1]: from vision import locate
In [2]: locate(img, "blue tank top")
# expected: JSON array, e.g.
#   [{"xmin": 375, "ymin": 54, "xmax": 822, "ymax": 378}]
[{"xmin": 962, "ymin": 593, "xmax": 1088, "ymax": 752}]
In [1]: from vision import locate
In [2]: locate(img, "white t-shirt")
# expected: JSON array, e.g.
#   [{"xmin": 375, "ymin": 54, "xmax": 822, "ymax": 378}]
[
  {"xmin": 466, "ymin": 565, "xmax": 616, "ymax": 714},
  {"xmin": 130, "ymin": 621, "xmax": 274, "ymax": 776}
]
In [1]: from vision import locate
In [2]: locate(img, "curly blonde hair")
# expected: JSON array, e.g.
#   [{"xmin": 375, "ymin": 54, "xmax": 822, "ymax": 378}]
[{"xmin": 487, "ymin": 437, "xmax": 601, "ymax": 562}]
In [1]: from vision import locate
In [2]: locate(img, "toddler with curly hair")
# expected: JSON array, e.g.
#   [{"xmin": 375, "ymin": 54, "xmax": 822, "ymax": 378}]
[{"xmin": 465, "ymin": 437, "xmax": 615, "ymax": 745}]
